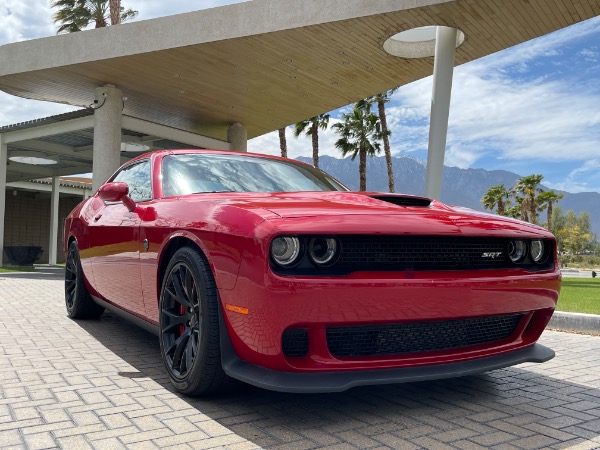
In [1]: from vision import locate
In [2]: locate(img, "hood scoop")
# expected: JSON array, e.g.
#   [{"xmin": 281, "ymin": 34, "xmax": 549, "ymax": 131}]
[{"xmin": 369, "ymin": 195, "xmax": 432, "ymax": 207}]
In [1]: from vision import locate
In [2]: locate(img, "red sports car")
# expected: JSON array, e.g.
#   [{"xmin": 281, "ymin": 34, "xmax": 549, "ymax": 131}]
[{"xmin": 64, "ymin": 149, "xmax": 560, "ymax": 395}]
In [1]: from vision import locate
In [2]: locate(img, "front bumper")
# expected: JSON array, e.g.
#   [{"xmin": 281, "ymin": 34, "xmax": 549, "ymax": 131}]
[
  {"xmin": 220, "ymin": 266, "xmax": 560, "ymax": 372},
  {"xmin": 219, "ymin": 311, "xmax": 555, "ymax": 393}
]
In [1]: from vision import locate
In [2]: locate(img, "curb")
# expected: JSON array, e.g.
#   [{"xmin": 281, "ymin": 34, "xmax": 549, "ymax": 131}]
[{"xmin": 549, "ymin": 311, "xmax": 600, "ymax": 336}]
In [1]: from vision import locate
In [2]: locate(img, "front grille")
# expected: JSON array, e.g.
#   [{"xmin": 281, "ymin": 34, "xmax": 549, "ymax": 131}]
[
  {"xmin": 337, "ymin": 236, "xmax": 510, "ymax": 270},
  {"xmin": 270, "ymin": 236, "xmax": 554, "ymax": 276},
  {"xmin": 282, "ymin": 328, "xmax": 308, "ymax": 357},
  {"xmin": 326, "ymin": 314, "xmax": 524, "ymax": 357}
]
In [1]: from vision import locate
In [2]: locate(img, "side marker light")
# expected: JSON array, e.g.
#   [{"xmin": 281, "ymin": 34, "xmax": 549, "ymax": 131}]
[{"xmin": 225, "ymin": 304, "xmax": 249, "ymax": 315}]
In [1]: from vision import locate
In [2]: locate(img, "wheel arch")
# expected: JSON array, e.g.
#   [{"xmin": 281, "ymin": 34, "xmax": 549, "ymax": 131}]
[
  {"xmin": 65, "ymin": 234, "xmax": 78, "ymax": 259},
  {"xmin": 156, "ymin": 232, "xmax": 214, "ymax": 306}
]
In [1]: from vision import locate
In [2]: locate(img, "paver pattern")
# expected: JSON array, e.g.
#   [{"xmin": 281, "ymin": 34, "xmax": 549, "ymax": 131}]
[{"xmin": 1, "ymin": 270, "xmax": 599, "ymax": 449}]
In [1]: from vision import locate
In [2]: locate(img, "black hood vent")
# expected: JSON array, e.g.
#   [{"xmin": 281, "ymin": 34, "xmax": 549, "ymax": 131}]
[{"xmin": 369, "ymin": 195, "xmax": 431, "ymax": 207}]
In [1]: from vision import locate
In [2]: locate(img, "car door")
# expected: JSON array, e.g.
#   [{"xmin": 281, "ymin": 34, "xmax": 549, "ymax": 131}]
[{"xmin": 89, "ymin": 159, "xmax": 152, "ymax": 318}]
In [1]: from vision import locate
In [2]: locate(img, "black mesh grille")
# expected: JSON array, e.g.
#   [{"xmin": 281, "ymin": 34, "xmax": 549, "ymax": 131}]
[
  {"xmin": 282, "ymin": 328, "xmax": 308, "ymax": 357},
  {"xmin": 337, "ymin": 236, "xmax": 510, "ymax": 270},
  {"xmin": 326, "ymin": 314, "xmax": 524, "ymax": 357}
]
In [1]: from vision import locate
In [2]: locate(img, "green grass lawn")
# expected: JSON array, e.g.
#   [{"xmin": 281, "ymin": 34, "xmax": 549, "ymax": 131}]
[
  {"xmin": 557, "ymin": 278, "xmax": 600, "ymax": 315},
  {"xmin": 0, "ymin": 266, "xmax": 37, "ymax": 272}
]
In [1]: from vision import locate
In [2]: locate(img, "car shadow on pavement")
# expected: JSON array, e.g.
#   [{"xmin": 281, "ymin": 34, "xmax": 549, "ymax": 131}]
[{"xmin": 74, "ymin": 312, "xmax": 600, "ymax": 449}]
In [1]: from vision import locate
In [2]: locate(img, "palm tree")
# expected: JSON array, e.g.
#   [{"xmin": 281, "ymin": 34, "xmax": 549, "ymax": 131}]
[
  {"xmin": 332, "ymin": 104, "xmax": 383, "ymax": 191},
  {"xmin": 52, "ymin": 0, "xmax": 137, "ymax": 33},
  {"xmin": 293, "ymin": 114, "xmax": 330, "ymax": 168},
  {"xmin": 537, "ymin": 190, "xmax": 564, "ymax": 230},
  {"xmin": 361, "ymin": 89, "xmax": 397, "ymax": 192},
  {"xmin": 512, "ymin": 174, "xmax": 544, "ymax": 224},
  {"xmin": 482, "ymin": 184, "xmax": 511, "ymax": 216},
  {"xmin": 278, "ymin": 127, "xmax": 288, "ymax": 158}
]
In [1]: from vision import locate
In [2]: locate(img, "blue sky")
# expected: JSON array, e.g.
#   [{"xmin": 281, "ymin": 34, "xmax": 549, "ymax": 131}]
[{"xmin": 1, "ymin": 1, "xmax": 599, "ymax": 194}]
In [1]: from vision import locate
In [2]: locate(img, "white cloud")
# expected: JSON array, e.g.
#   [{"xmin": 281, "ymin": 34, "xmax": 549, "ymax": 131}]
[
  {"xmin": 0, "ymin": 1, "xmax": 55, "ymax": 44},
  {"xmin": 578, "ymin": 48, "xmax": 599, "ymax": 62}
]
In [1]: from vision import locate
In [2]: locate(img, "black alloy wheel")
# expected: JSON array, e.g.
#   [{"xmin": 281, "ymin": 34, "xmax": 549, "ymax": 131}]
[
  {"xmin": 159, "ymin": 246, "xmax": 231, "ymax": 396},
  {"xmin": 65, "ymin": 241, "xmax": 104, "ymax": 319},
  {"xmin": 161, "ymin": 261, "xmax": 201, "ymax": 379}
]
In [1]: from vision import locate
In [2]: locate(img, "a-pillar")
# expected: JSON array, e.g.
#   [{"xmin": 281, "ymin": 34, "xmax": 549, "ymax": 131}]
[
  {"xmin": 0, "ymin": 134, "xmax": 7, "ymax": 267},
  {"xmin": 92, "ymin": 84, "xmax": 123, "ymax": 192},
  {"xmin": 227, "ymin": 123, "xmax": 247, "ymax": 152},
  {"xmin": 48, "ymin": 176, "xmax": 60, "ymax": 265},
  {"xmin": 425, "ymin": 27, "xmax": 457, "ymax": 200}
]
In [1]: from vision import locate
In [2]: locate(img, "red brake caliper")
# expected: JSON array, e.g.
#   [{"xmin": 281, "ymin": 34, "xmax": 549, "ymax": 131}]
[{"xmin": 179, "ymin": 304, "xmax": 185, "ymax": 335}]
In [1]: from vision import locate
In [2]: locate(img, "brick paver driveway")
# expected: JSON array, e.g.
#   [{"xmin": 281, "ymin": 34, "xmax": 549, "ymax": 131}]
[{"xmin": 1, "ymin": 271, "xmax": 599, "ymax": 450}]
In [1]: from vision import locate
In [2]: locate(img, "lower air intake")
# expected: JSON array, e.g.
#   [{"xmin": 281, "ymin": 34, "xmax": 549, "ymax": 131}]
[
  {"xmin": 326, "ymin": 314, "xmax": 524, "ymax": 357},
  {"xmin": 282, "ymin": 328, "xmax": 308, "ymax": 357}
]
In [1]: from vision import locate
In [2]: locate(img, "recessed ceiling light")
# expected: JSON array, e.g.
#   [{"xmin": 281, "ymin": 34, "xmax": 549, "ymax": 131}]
[
  {"xmin": 383, "ymin": 26, "xmax": 465, "ymax": 59},
  {"xmin": 120, "ymin": 143, "xmax": 150, "ymax": 153},
  {"xmin": 9, "ymin": 151, "xmax": 57, "ymax": 165}
]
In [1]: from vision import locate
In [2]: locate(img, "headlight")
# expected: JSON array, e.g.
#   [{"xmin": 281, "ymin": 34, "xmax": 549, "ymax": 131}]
[
  {"xmin": 508, "ymin": 240, "xmax": 527, "ymax": 263},
  {"xmin": 271, "ymin": 237, "xmax": 301, "ymax": 266},
  {"xmin": 530, "ymin": 240, "xmax": 545, "ymax": 263},
  {"xmin": 309, "ymin": 238, "xmax": 339, "ymax": 266}
]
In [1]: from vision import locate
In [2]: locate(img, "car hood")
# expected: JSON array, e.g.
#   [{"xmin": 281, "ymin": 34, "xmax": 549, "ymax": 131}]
[
  {"xmin": 176, "ymin": 191, "xmax": 553, "ymax": 238},
  {"xmin": 233, "ymin": 192, "xmax": 552, "ymax": 237}
]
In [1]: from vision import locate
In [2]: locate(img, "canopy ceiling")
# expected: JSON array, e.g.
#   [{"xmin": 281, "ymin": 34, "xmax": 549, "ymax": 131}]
[
  {"xmin": 0, "ymin": 0, "xmax": 598, "ymax": 142},
  {"xmin": 0, "ymin": 111, "xmax": 209, "ymax": 183}
]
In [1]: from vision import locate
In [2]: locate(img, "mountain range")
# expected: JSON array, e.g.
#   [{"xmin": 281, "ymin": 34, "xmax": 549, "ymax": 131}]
[{"xmin": 297, "ymin": 155, "xmax": 600, "ymax": 236}]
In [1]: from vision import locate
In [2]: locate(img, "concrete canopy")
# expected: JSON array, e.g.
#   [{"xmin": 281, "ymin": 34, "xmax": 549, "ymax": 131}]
[
  {"xmin": 0, "ymin": 0, "xmax": 598, "ymax": 143},
  {"xmin": 0, "ymin": 110, "xmax": 226, "ymax": 183}
]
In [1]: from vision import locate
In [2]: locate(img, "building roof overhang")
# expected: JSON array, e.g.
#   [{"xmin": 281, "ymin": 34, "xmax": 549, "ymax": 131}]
[
  {"xmin": 0, "ymin": 110, "xmax": 221, "ymax": 183},
  {"xmin": 0, "ymin": 0, "xmax": 598, "ymax": 142}
]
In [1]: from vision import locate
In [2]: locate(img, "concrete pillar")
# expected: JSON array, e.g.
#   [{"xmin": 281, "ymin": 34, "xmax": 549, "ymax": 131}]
[
  {"xmin": 48, "ymin": 176, "xmax": 60, "ymax": 265},
  {"xmin": 227, "ymin": 123, "xmax": 247, "ymax": 152},
  {"xmin": 92, "ymin": 84, "xmax": 123, "ymax": 191},
  {"xmin": 425, "ymin": 27, "xmax": 457, "ymax": 200},
  {"xmin": 0, "ymin": 135, "xmax": 6, "ymax": 267}
]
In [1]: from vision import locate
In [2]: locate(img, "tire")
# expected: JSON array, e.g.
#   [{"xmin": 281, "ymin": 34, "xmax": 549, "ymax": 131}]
[
  {"xmin": 159, "ymin": 246, "xmax": 231, "ymax": 396},
  {"xmin": 65, "ymin": 241, "xmax": 104, "ymax": 319}
]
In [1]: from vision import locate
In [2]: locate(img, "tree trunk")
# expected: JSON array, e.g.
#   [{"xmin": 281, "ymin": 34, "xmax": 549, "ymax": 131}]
[
  {"xmin": 497, "ymin": 199, "xmax": 505, "ymax": 216},
  {"xmin": 547, "ymin": 202, "xmax": 553, "ymax": 230},
  {"xmin": 520, "ymin": 200, "xmax": 529, "ymax": 223},
  {"xmin": 110, "ymin": 0, "xmax": 121, "ymax": 25},
  {"xmin": 378, "ymin": 99, "xmax": 395, "ymax": 193},
  {"xmin": 359, "ymin": 145, "xmax": 367, "ymax": 191},
  {"xmin": 95, "ymin": 16, "xmax": 107, "ymax": 28},
  {"xmin": 278, "ymin": 128, "xmax": 287, "ymax": 158},
  {"xmin": 529, "ymin": 194, "xmax": 538, "ymax": 224},
  {"xmin": 311, "ymin": 120, "xmax": 319, "ymax": 168}
]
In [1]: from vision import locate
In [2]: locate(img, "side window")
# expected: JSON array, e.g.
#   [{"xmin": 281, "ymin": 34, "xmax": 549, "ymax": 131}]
[{"xmin": 112, "ymin": 160, "xmax": 152, "ymax": 202}]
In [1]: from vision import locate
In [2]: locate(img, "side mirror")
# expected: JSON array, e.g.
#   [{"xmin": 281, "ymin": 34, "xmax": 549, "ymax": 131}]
[
  {"xmin": 98, "ymin": 182, "xmax": 128, "ymax": 202},
  {"xmin": 98, "ymin": 182, "xmax": 136, "ymax": 212}
]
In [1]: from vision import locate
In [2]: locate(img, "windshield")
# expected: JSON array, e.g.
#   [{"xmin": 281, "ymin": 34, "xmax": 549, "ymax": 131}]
[{"xmin": 162, "ymin": 153, "xmax": 348, "ymax": 196}]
